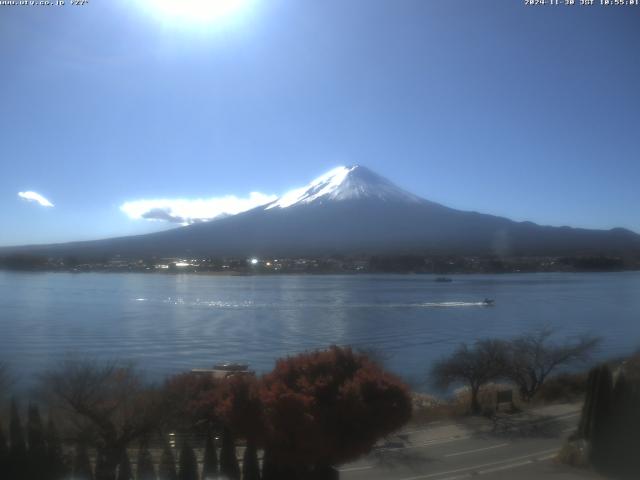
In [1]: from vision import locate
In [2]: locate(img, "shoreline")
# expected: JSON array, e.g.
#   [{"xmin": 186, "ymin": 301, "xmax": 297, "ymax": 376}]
[{"xmin": 1, "ymin": 268, "xmax": 639, "ymax": 275}]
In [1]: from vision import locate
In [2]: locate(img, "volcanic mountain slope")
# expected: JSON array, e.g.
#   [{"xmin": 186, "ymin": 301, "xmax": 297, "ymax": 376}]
[{"xmin": 4, "ymin": 165, "xmax": 640, "ymax": 258}]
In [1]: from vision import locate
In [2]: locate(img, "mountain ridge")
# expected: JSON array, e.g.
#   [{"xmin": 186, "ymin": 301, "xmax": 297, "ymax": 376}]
[{"xmin": 2, "ymin": 165, "xmax": 639, "ymax": 258}]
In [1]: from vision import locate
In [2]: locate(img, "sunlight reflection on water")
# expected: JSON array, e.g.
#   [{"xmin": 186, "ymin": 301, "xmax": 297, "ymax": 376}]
[{"xmin": 1, "ymin": 271, "xmax": 639, "ymax": 390}]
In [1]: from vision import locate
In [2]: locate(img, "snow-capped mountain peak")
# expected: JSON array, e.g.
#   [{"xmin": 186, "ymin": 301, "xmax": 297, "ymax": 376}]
[{"xmin": 265, "ymin": 165, "xmax": 423, "ymax": 210}]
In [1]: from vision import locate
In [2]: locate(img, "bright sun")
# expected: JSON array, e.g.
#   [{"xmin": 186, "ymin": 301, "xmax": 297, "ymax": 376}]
[{"xmin": 139, "ymin": 0, "xmax": 253, "ymax": 26}]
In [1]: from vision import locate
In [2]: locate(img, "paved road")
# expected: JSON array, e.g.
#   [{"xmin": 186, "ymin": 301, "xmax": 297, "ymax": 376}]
[{"xmin": 339, "ymin": 404, "xmax": 605, "ymax": 480}]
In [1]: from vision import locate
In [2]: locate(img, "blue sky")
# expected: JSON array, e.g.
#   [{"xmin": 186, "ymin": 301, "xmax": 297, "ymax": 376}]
[{"xmin": 1, "ymin": 0, "xmax": 639, "ymax": 246}]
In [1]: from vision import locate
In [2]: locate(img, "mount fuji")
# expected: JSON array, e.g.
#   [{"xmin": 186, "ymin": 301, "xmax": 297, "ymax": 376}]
[
  {"xmin": 4, "ymin": 165, "xmax": 640, "ymax": 258},
  {"xmin": 263, "ymin": 165, "xmax": 424, "ymax": 208}
]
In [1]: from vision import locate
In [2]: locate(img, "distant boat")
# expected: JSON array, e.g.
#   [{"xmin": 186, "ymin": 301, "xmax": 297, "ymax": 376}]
[
  {"xmin": 482, "ymin": 298, "xmax": 495, "ymax": 306},
  {"xmin": 435, "ymin": 277, "xmax": 453, "ymax": 283}
]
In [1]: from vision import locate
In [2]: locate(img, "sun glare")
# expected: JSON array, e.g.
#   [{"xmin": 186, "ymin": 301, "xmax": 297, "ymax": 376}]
[{"xmin": 139, "ymin": 0, "xmax": 253, "ymax": 27}]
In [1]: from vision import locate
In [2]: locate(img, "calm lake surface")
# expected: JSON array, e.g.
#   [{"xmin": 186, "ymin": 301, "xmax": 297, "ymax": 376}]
[{"xmin": 1, "ymin": 271, "xmax": 639, "ymax": 389}]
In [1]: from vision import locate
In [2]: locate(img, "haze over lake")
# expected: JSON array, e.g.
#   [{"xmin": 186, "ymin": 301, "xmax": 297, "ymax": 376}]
[{"xmin": 1, "ymin": 271, "xmax": 639, "ymax": 389}]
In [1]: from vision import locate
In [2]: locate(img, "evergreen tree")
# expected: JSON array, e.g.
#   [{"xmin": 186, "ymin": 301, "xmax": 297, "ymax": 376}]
[
  {"xmin": 578, "ymin": 367, "xmax": 599, "ymax": 439},
  {"xmin": 260, "ymin": 449, "xmax": 295, "ymax": 480},
  {"xmin": 219, "ymin": 427, "xmax": 240, "ymax": 480},
  {"xmin": 629, "ymin": 380, "xmax": 640, "ymax": 476},
  {"xmin": 27, "ymin": 404, "xmax": 47, "ymax": 479},
  {"xmin": 137, "ymin": 443, "xmax": 157, "ymax": 480},
  {"xmin": 609, "ymin": 372, "xmax": 639, "ymax": 478},
  {"xmin": 0, "ymin": 420, "xmax": 9, "ymax": 479},
  {"xmin": 311, "ymin": 465, "xmax": 339, "ymax": 480},
  {"xmin": 116, "ymin": 450, "xmax": 133, "ymax": 480},
  {"xmin": 260, "ymin": 449, "xmax": 277, "ymax": 480},
  {"xmin": 95, "ymin": 447, "xmax": 113, "ymax": 480},
  {"xmin": 45, "ymin": 417, "xmax": 67, "ymax": 480},
  {"xmin": 178, "ymin": 441, "xmax": 198, "ymax": 480},
  {"xmin": 578, "ymin": 365, "xmax": 640, "ymax": 478},
  {"xmin": 242, "ymin": 441, "xmax": 260, "ymax": 480},
  {"xmin": 73, "ymin": 442, "xmax": 94, "ymax": 480},
  {"xmin": 201, "ymin": 434, "xmax": 218, "ymax": 480},
  {"xmin": 158, "ymin": 441, "xmax": 178, "ymax": 480},
  {"xmin": 589, "ymin": 365, "xmax": 613, "ymax": 468},
  {"xmin": 9, "ymin": 398, "xmax": 27, "ymax": 480}
]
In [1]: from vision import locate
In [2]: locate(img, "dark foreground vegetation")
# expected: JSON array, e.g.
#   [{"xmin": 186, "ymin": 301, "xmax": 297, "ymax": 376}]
[
  {"xmin": 1, "ymin": 333, "xmax": 637, "ymax": 480},
  {"xmin": 558, "ymin": 353, "xmax": 640, "ymax": 479},
  {"xmin": 0, "ymin": 347, "xmax": 412, "ymax": 480}
]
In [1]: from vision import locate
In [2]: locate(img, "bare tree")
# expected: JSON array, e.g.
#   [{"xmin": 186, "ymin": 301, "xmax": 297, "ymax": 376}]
[
  {"xmin": 431, "ymin": 339, "xmax": 509, "ymax": 414},
  {"xmin": 41, "ymin": 358, "xmax": 166, "ymax": 480},
  {"xmin": 505, "ymin": 328, "xmax": 600, "ymax": 402}
]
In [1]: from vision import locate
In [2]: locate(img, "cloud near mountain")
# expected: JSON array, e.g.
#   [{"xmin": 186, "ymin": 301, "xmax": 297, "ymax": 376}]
[
  {"xmin": 120, "ymin": 192, "xmax": 277, "ymax": 224},
  {"xmin": 18, "ymin": 191, "xmax": 54, "ymax": 207}
]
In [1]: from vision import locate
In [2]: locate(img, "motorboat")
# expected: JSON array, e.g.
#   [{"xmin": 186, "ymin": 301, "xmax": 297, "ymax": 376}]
[{"xmin": 482, "ymin": 298, "xmax": 495, "ymax": 306}]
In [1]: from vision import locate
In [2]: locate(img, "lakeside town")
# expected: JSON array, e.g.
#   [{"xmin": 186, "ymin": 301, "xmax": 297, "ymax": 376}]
[
  {"xmin": 1, "ymin": 253, "xmax": 638, "ymax": 274},
  {"xmin": 0, "ymin": 251, "xmax": 640, "ymax": 275}
]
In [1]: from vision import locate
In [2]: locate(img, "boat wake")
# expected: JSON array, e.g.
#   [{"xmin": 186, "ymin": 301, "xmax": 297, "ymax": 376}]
[
  {"xmin": 132, "ymin": 298, "xmax": 494, "ymax": 309},
  {"xmin": 419, "ymin": 301, "xmax": 488, "ymax": 308}
]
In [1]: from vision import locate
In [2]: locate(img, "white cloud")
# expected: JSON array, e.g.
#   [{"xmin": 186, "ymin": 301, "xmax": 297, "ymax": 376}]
[
  {"xmin": 18, "ymin": 191, "xmax": 54, "ymax": 207},
  {"xmin": 120, "ymin": 192, "xmax": 277, "ymax": 225}
]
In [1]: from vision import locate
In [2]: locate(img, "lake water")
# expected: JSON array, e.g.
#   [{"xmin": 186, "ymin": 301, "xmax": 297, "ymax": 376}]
[{"xmin": 1, "ymin": 271, "xmax": 639, "ymax": 390}]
